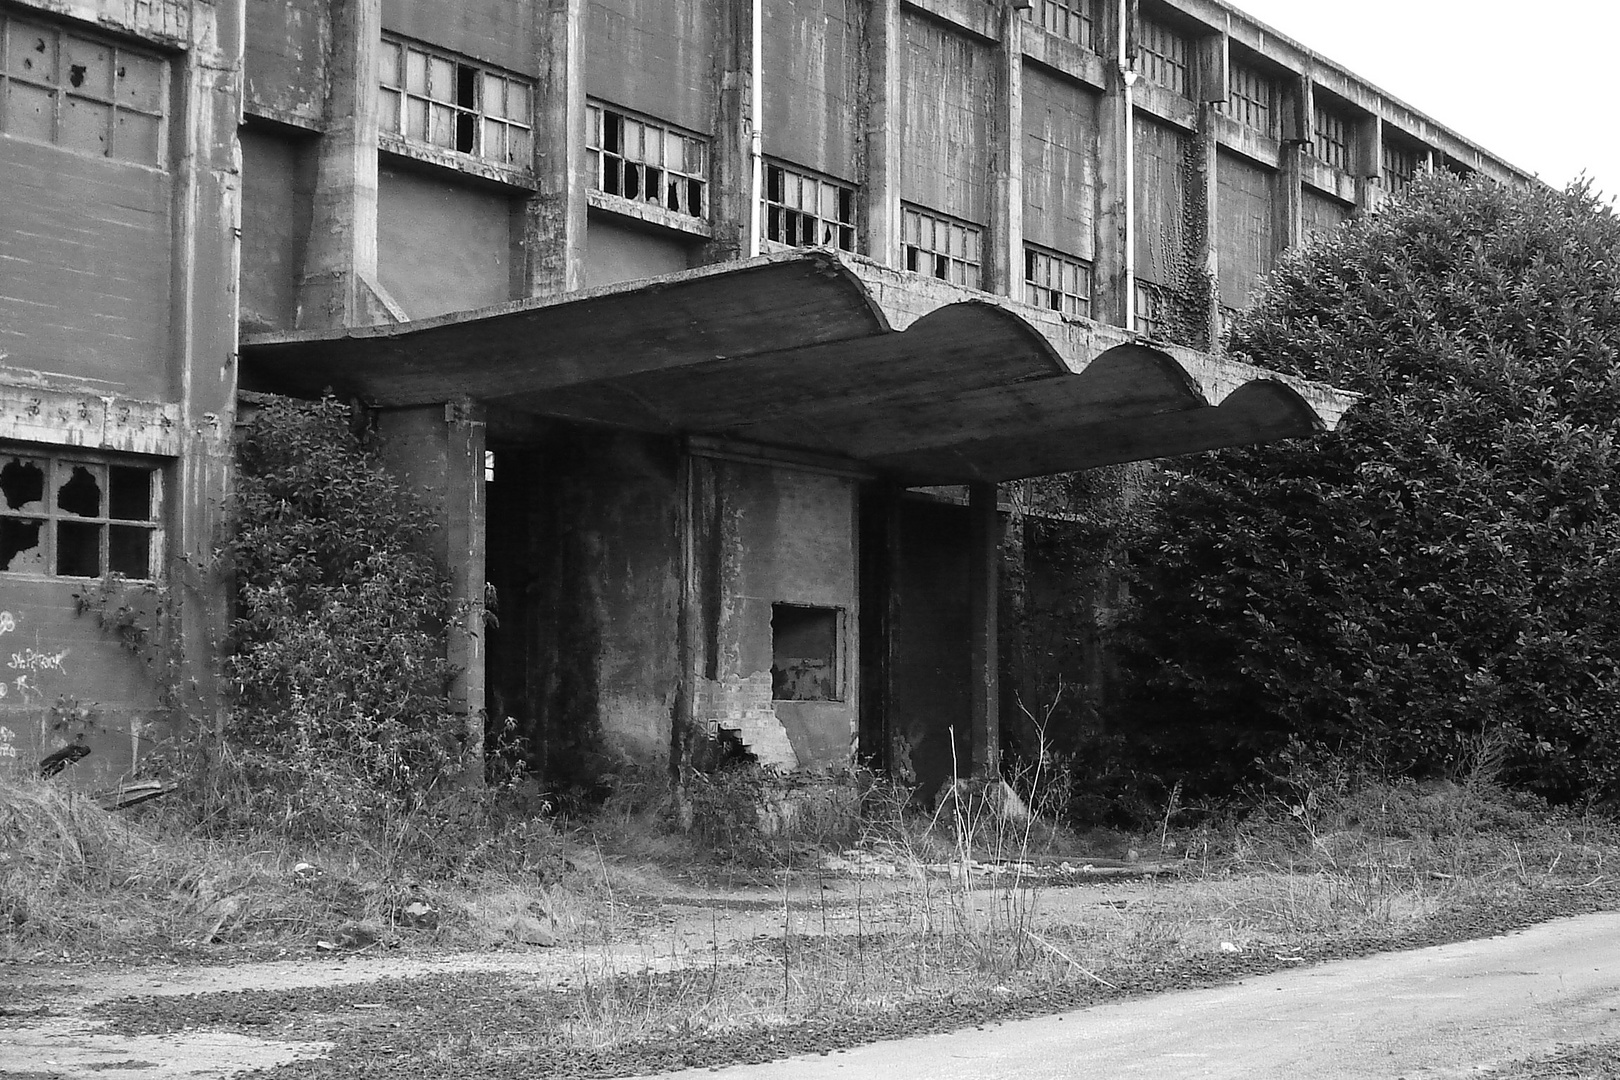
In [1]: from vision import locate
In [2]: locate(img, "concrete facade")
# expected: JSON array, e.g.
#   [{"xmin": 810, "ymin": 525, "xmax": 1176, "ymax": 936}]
[{"xmin": 0, "ymin": 0, "xmax": 1529, "ymax": 795}]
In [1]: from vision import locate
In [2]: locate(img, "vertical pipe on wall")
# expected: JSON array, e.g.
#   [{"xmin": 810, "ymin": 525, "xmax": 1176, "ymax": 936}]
[{"xmin": 1119, "ymin": 0, "xmax": 1136, "ymax": 332}]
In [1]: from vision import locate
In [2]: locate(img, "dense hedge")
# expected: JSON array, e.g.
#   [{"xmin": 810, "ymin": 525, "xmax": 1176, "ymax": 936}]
[{"xmin": 1110, "ymin": 174, "xmax": 1620, "ymax": 804}]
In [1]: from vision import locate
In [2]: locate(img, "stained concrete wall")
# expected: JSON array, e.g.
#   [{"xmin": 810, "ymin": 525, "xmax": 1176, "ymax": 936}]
[
  {"xmin": 244, "ymin": 0, "xmax": 326, "ymax": 126},
  {"xmin": 382, "ymin": 0, "xmax": 537, "ymax": 74},
  {"xmin": 1215, "ymin": 149, "xmax": 1274, "ymax": 309},
  {"xmin": 897, "ymin": 10, "xmax": 993, "ymax": 224},
  {"xmin": 1303, "ymin": 187, "xmax": 1353, "ymax": 244},
  {"xmin": 0, "ymin": 578, "xmax": 172, "ymax": 787},
  {"xmin": 762, "ymin": 0, "xmax": 860, "ymax": 181},
  {"xmin": 584, "ymin": 215, "xmax": 697, "ymax": 288},
  {"xmin": 377, "ymin": 163, "xmax": 518, "ymax": 318},
  {"xmin": 0, "ymin": 137, "xmax": 172, "ymax": 398},
  {"xmin": 1133, "ymin": 116, "xmax": 1189, "ymax": 289},
  {"xmin": 587, "ymin": 0, "xmax": 713, "ymax": 133},
  {"xmin": 696, "ymin": 457, "xmax": 858, "ymax": 771},
  {"xmin": 1022, "ymin": 65, "xmax": 1099, "ymax": 260},
  {"xmin": 240, "ymin": 126, "xmax": 318, "ymax": 333}
]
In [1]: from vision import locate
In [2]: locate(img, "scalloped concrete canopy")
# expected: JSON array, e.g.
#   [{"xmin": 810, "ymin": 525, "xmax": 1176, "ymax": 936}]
[{"xmin": 241, "ymin": 250, "xmax": 1356, "ymax": 484}]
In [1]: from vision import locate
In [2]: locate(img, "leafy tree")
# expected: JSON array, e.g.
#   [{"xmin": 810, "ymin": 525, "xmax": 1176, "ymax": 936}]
[{"xmin": 1111, "ymin": 173, "xmax": 1620, "ymax": 804}]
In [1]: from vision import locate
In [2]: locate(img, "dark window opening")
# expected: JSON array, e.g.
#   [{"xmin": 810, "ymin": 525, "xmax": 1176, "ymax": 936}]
[
  {"xmin": 57, "ymin": 519, "xmax": 99, "ymax": 577},
  {"xmin": 0, "ymin": 518, "xmax": 42, "ymax": 571},
  {"xmin": 109, "ymin": 466, "xmax": 151, "ymax": 520},
  {"xmin": 772, "ymin": 604, "xmax": 840, "ymax": 702},
  {"xmin": 2, "ymin": 458, "xmax": 45, "ymax": 510},
  {"xmin": 57, "ymin": 465, "xmax": 101, "ymax": 517}
]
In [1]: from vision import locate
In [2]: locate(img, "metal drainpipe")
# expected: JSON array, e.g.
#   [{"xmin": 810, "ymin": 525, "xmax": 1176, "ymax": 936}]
[
  {"xmin": 748, "ymin": 0, "xmax": 764, "ymax": 257},
  {"xmin": 1119, "ymin": 0, "xmax": 1137, "ymax": 332}
]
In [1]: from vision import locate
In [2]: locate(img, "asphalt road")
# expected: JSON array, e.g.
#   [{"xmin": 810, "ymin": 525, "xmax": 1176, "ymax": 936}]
[{"xmin": 659, "ymin": 911, "xmax": 1620, "ymax": 1079}]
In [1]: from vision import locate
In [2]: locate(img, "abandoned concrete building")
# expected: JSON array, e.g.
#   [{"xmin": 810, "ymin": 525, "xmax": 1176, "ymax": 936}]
[{"xmin": 0, "ymin": 0, "xmax": 1531, "ymax": 797}]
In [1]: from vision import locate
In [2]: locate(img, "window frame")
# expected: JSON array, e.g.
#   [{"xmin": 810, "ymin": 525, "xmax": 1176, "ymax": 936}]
[
  {"xmin": 1226, "ymin": 57, "xmax": 1276, "ymax": 137},
  {"xmin": 770, "ymin": 602, "xmax": 845, "ymax": 704},
  {"xmin": 0, "ymin": 11, "xmax": 167, "ymax": 168},
  {"xmin": 0, "ymin": 447, "xmax": 164, "ymax": 582},
  {"xmin": 1024, "ymin": 244, "xmax": 1094, "ymax": 319},
  {"xmin": 762, "ymin": 160, "xmax": 857, "ymax": 253},
  {"xmin": 1312, "ymin": 101, "xmax": 1354, "ymax": 173},
  {"xmin": 1135, "ymin": 14, "xmax": 1191, "ymax": 98},
  {"xmin": 1382, "ymin": 136, "xmax": 1422, "ymax": 194},
  {"xmin": 378, "ymin": 34, "xmax": 535, "ymax": 175},
  {"xmin": 902, "ymin": 204, "xmax": 983, "ymax": 290},
  {"xmin": 586, "ymin": 99, "xmax": 710, "ymax": 226}
]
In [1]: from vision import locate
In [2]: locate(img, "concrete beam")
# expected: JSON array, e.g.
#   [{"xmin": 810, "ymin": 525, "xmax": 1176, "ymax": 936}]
[
  {"xmin": 701, "ymin": 0, "xmax": 755, "ymax": 264},
  {"xmin": 862, "ymin": 0, "xmax": 901, "ymax": 267},
  {"xmin": 988, "ymin": 1, "xmax": 1023, "ymax": 297}
]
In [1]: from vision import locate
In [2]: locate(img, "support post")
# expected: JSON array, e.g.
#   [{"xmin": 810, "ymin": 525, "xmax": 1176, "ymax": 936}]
[
  {"xmin": 968, "ymin": 481, "xmax": 1000, "ymax": 780},
  {"xmin": 1193, "ymin": 30, "xmax": 1225, "ymax": 349},
  {"xmin": 524, "ymin": 0, "xmax": 587, "ymax": 295},
  {"xmin": 1093, "ymin": 1, "xmax": 1130, "ymax": 327},
  {"xmin": 702, "ymin": 0, "xmax": 757, "ymax": 264},
  {"xmin": 1277, "ymin": 73, "xmax": 1310, "ymax": 256}
]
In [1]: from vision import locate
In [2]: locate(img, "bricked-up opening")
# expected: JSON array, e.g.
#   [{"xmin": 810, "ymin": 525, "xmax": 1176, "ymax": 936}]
[
  {"xmin": 0, "ymin": 451, "xmax": 160, "ymax": 578},
  {"xmin": 772, "ymin": 604, "xmax": 840, "ymax": 702}
]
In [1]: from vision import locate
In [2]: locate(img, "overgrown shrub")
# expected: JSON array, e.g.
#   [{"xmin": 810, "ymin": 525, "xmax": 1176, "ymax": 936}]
[
  {"xmin": 1111, "ymin": 174, "xmax": 1620, "ymax": 804},
  {"xmin": 212, "ymin": 395, "xmax": 469, "ymax": 840}
]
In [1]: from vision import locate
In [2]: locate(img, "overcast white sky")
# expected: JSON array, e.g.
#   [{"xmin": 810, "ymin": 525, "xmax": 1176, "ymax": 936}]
[{"xmin": 1228, "ymin": 0, "xmax": 1618, "ymax": 198}]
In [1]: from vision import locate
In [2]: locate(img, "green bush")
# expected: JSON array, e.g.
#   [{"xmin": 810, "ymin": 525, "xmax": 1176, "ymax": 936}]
[
  {"xmin": 1111, "ymin": 173, "xmax": 1620, "ymax": 804},
  {"xmin": 216, "ymin": 396, "xmax": 468, "ymax": 839}
]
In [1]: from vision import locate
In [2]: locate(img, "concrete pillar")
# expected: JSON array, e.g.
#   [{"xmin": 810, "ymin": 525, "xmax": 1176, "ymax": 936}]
[
  {"xmin": 376, "ymin": 401, "xmax": 489, "ymax": 782},
  {"xmin": 297, "ymin": 0, "xmax": 387, "ymax": 329},
  {"xmin": 861, "ymin": 0, "xmax": 901, "ymax": 267},
  {"xmin": 988, "ymin": 2, "xmax": 1024, "ymax": 297},
  {"xmin": 1276, "ymin": 73, "xmax": 1310, "ymax": 254},
  {"xmin": 968, "ymin": 481, "xmax": 1000, "ymax": 779},
  {"xmin": 702, "ymin": 0, "xmax": 756, "ymax": 264},
  {"xmin": 1093, "ymin": 5, "xmax": 1130, "ymax": 328},
  {"xmin": 1355, "ymin": 113, "xmax": 1383, "ymax": 216},
  {"xmin": 524, "ymin": 0, "xmax": 587, "ymax": 295},
  {"xmin": 1193, "ymin": 31, "xmax": 1225, "ymax": 349}
]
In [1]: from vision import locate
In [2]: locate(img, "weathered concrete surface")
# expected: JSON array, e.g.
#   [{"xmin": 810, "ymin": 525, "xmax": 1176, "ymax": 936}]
[{"xmin": 657, "ymin": 911, "xmax": 1620, "ymax": 1080}]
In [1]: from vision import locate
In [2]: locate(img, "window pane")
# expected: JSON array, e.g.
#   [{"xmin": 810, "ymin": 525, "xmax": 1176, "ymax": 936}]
[
  {"xmin": 61, "ymin": 96, "xmax": 111, "ymax": 154},
  {"xmin": 482, "ymin": 118, "xmax": 504, "ymax": 161},
  {"xmin": 56, "ymin": 465, "xmax": 102, "ymax": 517},
  {"xmin": 108, "ymin": 466, "xmax": 152, "ymax": 521},
  {"xmin": 1, "ymin": 456, "xmax": 46, "ymax": 512},
  {"xmin": 481, "ymin": 73, "xmax": 504, "ymax": 118},
  {"xmin": 428, "ymin": 56, "xmax": 453, "ymax": 99},
  {"xmin": 60, "ymin": 35, "xmax": 112, "ymax": 97},
  {"xmin": 508, "ymin": 125, "xmax": 530, "ymax": 163},
  {"xmin": 429, "ymin": 102, "xmax": 454, "ymax": 146},
  {"xmin": 57, "ymin": 520, "xmax": 100, "ymax": 577},
  {"xmin": 378, "ymin": 41, "xmax": 400, "ymax": 87},
  {"xmin": 507, "ymin": 84, "xmax": 530, "ymax": 126},
  {"xmin": 7, "ymin": 81, "xmax": 55, "ymax": 142},
  {"xmin": 405, "ymin": 48, "xmax": 427, "ymax": 94},
  {"xmin": 114, "ymin": 52, "xmax": 162, "ymax": 112},
  {"xmin": 0, "ymin": 519, "xmax": 46, "ymax": 573},
  {"xmin": 109, "ymin": 525, "xmax": 151, "ymax": 578},
  {"xmin": 7, "ymin": 22, "xmax": 57, "ymax": 85},
  {"xmin": 380, "ymin": 87, "xmax": 401, "ymax": 133},
  {"xmin": 406, "ymin": 96, "xmax": 427, "ymax": 140},
  {"xmin": 113, "ymin": 109, "xmax": 160, "ymax": 165}
]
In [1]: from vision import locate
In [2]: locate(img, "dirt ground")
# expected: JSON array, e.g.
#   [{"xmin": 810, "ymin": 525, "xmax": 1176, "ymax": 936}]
[{"xmin": 0, "ymin": 863, "xmax": 1171, "ymax": 1080}]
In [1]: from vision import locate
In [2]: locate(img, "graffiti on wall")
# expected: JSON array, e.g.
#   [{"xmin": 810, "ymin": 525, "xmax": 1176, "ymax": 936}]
[{"xmin": 0, "ymin": 610, "xmax": 65, "ymax": 705}]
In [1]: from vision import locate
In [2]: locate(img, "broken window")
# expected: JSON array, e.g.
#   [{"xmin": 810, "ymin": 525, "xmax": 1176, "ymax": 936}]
[
  {"xmin": 902, "ymin": 205, "xmax": 982, "ymax": 289},
  {"xmin": 379, "ymin": 35, "xmax": 533, "ymax": 167},
  {"xmin": 586, "ymin": 101, "xmax": 709, "ymax": 220},
  {"xmin": 1026, "ymin": 0, "xmax": 1102, "ymax": 51},
  {"xmin": 0, "ymin": 13, "xmax": 166, "ymax": 166},
  {"xmin": 1024, "ymin": 244, "xmax": 1093, "ymax": 318},
  {"xmin": 764, "ymin": 162, "xmax": 856, "ymax": 252},
  {"xmin": 1133, "ymin": 280, "xmax": 1169, "ymax": 338},
  {"xmin": 771, "ymin": 604, "xmax": 841, "ymax": 702},
  {"xmin": 0, "ymin": 449, "xmax": 161, "ymax": 578}
]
